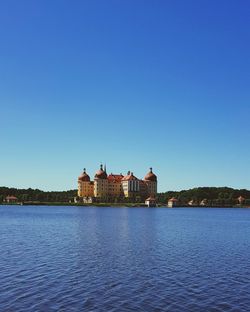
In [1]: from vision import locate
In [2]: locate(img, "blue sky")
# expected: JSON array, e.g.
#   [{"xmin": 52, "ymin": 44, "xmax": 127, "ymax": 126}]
[{"xmin": 0, "ymin": 0, "xmax": 249, "ymax": 192}]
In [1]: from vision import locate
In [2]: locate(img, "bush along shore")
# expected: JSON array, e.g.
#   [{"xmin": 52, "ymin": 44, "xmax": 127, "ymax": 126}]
[
  {"xmin": 1, "ymin": 202, "xmax": 250, "ymax": 208},
  {"xmin": 0, "ymin": 186, "xmax": 250, "ymax": 207}
]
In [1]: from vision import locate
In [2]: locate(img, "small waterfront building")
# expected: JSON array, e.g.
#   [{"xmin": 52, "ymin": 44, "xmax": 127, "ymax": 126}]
[
  {"xmin": 200, "ymin": 199, "xmax": 208, "ymax": 206},
  {"xmin": 188, "ymin": 199, "xmax": 195, "ymax": 206},
  {"xmin": 82, "ymin": 196, "xmax": 94, "ymax": 204},
  {"xmin": 5, "ymin": 196, "xmax": 18, "ymax": 203},
  {"xmin": 145, "ymin": 197, "xmax": 156, "ymax": 207},
  {"xmin": 238, "ymin": 196, "xmax": 245, "ymax": 205},
  {"xmin": 168, "ymin": 197, "xmax": 178, "ymax": 208}
]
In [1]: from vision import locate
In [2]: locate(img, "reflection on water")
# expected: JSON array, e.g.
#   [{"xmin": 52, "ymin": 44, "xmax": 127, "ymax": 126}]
[{"xmin": 0, "ymin": 206, "xmax": 250, "ymax": 311}]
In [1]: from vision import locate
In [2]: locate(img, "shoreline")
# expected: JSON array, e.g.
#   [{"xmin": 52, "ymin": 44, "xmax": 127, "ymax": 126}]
[{"xmin": 1, "ymin": 203, "xmax": 250, "ymax": 208}]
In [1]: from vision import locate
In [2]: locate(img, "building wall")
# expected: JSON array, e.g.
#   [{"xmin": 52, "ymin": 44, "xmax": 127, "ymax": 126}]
[
  {"xmin": 78, "ymin": 181, "xmax": 94, "ymax": 197},
  {"xmin": 168, "ymin": 201, "xmax": 174, "ymax": 208},
  {"xmin": 145, "ymin": 181, "xmax": 157, "ymax": 196},
  {"xmin": 122, "ymin": 180, "xmax": 140, "ymax": 198},
  {"xmin": 94, "ymin": 179, "xmax": 109, "ymax": 198},
  {"xmin": 139, "ymin": 181, "xmax": 148, "ymax": 198},
  {"xmin": 78, "ymin": 171, "xmax": 158, "ymax": 201},
  {"xmin": 108, "ymin": 181, "xmax": 123, "ymax": 197},
  {"xmin": 121, "ymin": 181, "xmax": 129, "ymax": 197}
]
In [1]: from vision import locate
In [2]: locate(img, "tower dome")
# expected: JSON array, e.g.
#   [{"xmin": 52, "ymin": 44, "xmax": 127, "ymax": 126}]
[
  {"xmin": 95, "ymin": 164, "xmax": 107, "ymax": 179},
  {"xmin": 78, "ymin": 168, "xmax": 90, "ymax": 182},
  {"xmin": 144, "ymin": 167, "xmax": 157, "ymax": 182}
]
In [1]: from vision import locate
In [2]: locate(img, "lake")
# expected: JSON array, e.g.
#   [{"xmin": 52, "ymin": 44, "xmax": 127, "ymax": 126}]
[{"xmin": 0, "ymin": 205, "xmax": 250, "ymax": 311}]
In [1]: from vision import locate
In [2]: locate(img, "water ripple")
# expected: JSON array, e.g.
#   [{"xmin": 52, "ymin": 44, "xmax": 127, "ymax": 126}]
[{"xmin": 1, "ymin": 206, "xmax": 250, "ymax": 311}]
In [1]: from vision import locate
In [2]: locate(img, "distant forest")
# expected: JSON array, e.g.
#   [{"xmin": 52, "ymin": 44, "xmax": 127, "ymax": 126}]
[
  {"xmin": 0, "ymin": 187, "xmax": 77, "ymax": 203},
  {"xmin": 0, "ymin": 186, "xmax": 250, "ymax": 205},
  {"xmin": 158, "ymin": 187, "xmax": 250, "ymax": 205}
]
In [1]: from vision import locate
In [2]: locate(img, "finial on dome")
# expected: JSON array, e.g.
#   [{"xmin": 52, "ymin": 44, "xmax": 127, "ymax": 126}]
[
  {"xmin": 95, "ymin": 164, "xmax": 107, "ymax": 179},
  {"xmin": 144, "ymin": 167, "xmax": 157, "ymax": 182},
  {"xmin": 79, "ymin": 168, "xmax": 90, "ymax": 182}
]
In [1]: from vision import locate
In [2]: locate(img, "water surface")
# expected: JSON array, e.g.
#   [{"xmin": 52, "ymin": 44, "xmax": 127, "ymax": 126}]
[{"xmin": 1, "ymin": 206, "xmax": 250, "ymax": 311}]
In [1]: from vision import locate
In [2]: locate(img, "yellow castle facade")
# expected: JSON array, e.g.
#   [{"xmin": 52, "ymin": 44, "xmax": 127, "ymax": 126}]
[{"xmin": 78, "ymin": 165, "xmax": 157, "ymax": 201}]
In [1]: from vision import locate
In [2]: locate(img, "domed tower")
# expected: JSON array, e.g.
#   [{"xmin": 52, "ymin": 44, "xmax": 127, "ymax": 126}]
[
  {"xmin": 94, "ymin": 164, "xmax": 108, "ymax": 198},
  {"xmin": 78, "ymin": 168, "xmax": 94, "ymax": 197},
  {"xmin": 78, "ymin": 168, "xmax": 91, "ymax": 183},
  {"xmin": 144, "ymin": 168, "xmax": 157, "ymax": 197}
]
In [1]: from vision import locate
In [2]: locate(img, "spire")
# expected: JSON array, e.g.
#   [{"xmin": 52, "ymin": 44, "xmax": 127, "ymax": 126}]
[
  {"xmin": 100, "ymin": 164, "xmax": 103, "ymax": 171},
  {"xmin": 104, "ymin": 164, "xmax": 107, "ymax": 173},
  {"xmin": 150, "ymin": 167, "xmax": 153, "ymax": 173},
  {"xmin": 83, "ymin": 168, "xmax": 86, "ymax": 173}
]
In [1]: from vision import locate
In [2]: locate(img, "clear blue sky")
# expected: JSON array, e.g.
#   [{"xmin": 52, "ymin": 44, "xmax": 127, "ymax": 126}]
[{"xmin": 0, "ymin": 0, "xmax": 249, "ymax": 192}]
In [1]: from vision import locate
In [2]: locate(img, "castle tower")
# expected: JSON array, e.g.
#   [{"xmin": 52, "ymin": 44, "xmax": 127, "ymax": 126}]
[
  {"xmin": 78, "ymin": 168, "xmax": 94, "ymax": 197},
  {"xmin": 94, "ymin": 164, "xmax": 108, "ymax": 198},
  {"xmin": 144, "ymin": 167, "xmax": 157, "ymax": 197}
]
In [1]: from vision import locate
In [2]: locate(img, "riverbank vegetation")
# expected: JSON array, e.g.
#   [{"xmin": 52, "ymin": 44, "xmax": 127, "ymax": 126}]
[
  {"xmin": 158, "ymin": 187, "xmax": 250, "ymax": 206},
  {"xmin": 0, "ymin": 186, "xmax": 249, "ymax": 206},
  {"xmin": 0, "ymin": 187, "xmax": 76, "ymax": 203}
]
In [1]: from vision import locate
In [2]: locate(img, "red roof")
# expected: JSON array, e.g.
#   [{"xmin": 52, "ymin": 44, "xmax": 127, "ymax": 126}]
[
  {"xmin": 108, "ymin": 174, "xmax": 124, "ymax": 183},
  {"xmin": 238, "ymin": 196, "xmax": 245, "ymax": 202},
  {"xmin": 122, "ymin": 172, "xmax": 139, "ymax": 181},
  {"xmin": 144, "ymin": 168, "xmax": 157, "ymax": 182},
  {"xmin": 146, "ymin": 197, "xmax": 156, "ymax": 201},
  {"xmin": 78, "ymin": 169, "xmax": 90, "ymax": 182},
  {"xmin": 168, "ymin": 197, "xmax": 178, "ymax": 202},
  {"xmin": 94, "ymin": 164, "xmax": 108, "ymax": 179},
  {"xmin": 6, "ymin": 196, "xmax": 18, "ymax": 200}
]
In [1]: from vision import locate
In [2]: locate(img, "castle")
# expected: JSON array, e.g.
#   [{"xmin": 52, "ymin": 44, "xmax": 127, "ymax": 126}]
[{"xmin": 77, "ymin": 165, "xmax": 157, "ymax": 202}]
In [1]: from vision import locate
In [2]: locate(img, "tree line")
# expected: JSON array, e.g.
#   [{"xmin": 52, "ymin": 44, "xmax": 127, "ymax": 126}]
[
  {"xmin": 157, "ymin": 187, "xmax": 250, "ymax": 205},
  {"xmin": 0, "ymin": 186, "xmax": 249, "ymax": 205},
  {"xmin": 0, "ymin": 187, "xmax": 77, "ymax": 203}
]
